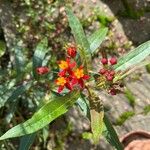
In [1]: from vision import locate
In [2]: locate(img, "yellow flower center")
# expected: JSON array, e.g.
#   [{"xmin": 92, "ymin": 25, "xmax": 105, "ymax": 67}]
[
  {"xmin": 59, "ymin": 61, "xmax": 68, "ymax": 70},
  {"xmin": 74, "ymin": 68, "xmax": 84, "ymax": 79},
  {"xmin": 56, "ymin": 77, "xmax": 67, "ymax": 86}
]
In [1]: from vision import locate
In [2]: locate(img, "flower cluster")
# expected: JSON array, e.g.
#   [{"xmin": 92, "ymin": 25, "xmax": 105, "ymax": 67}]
[
  {"xmin": 55, "ymin": 46, "xmax": 90, "ymax": 93},
  {"xmin": 35, "ymin": 45, "xmax": 123, "ymax": 96},
  {"xmin": 98, "ymin": 57, "xmax": 121, "ymax": 95},
  {"xmin": 99, "ymin": 57, "xmax": 117, "ymax": 82}
]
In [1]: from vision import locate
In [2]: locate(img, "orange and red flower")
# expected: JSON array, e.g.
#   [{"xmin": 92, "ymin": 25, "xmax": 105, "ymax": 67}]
[
  {"xmin": 71, "ymin": 66, "xmax": 90, "ymax": 88},
  {"xmin": 55, "ymin": 76, "xmax": 72, "ymax": 93},
  {"xmin": 58, "ymin": 58, "xmax": 76, "ymax": 76}
]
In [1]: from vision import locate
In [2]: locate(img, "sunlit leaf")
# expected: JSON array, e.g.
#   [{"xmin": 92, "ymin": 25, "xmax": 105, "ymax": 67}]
[
  {"xmin": 90, "ymin": 109, "xmax": 104, "ymax": 144},
  {"xmin": 89, "ymin": 89, "xmax": 104, "ymax": 143},
  {"xmin": 0, "ymin": 90, "xmax": 80, "ymax": 140},
  {"xmin": 88, "ymin": 28, "xmax": 108, "ymax": 54},
  {"xmin": 114, "ymin": 40, "xmax": 150, "ymax": 71},
  {"xmin": 66, "ymin": 7, "xmax": 92, "ymax": 71}
]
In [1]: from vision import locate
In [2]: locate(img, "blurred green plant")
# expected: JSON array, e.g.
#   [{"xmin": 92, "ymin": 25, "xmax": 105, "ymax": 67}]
[
  {"xmin": 115, "ymin": 111, "xmax": 135, "ymax": 126},
  {"xmin": 143, "ymin": 105, "xmax": 150, "ymax": 115},
  {"xmin": 124, "ymin": 88, "xmax": 136, "ymax": 108},
  {"xmin": 146, "ymin": 64, "xmax": 150, "ymax": 73}
]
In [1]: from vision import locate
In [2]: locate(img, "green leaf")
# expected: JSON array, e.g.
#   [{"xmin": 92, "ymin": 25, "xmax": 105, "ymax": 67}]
[
  {"xmin": 103, "ymin": 115, "xmax": 124, "ymax": 150},
  {"xmin": 90, "ymin": 109, "xmax": 104, "ymax": 144},
  {"xmin": 66, "ymin": 7, "xmax": 92, "ymax": 70},
  {"xmin": 19, "ymin": 133, "xmax": 36, "ymax": 150},
  {"xmin": 0, "ymin": 90, "xmax": 80, "ymax": 140},
  {"xmin": 114, "ymin": 40, "xmax": 150, "ymax": 71},
  {"xmin": 88, "ymin": 28, "xmax": 108, "ymax": 54},
  {"xmin": 7, "ymin": 82, "xmax": 32, "ymax": 103},
  {"xmin": 32, "ymin": 38, "xmax": 48, "ymax": 78},
  {"xmin": 3, "ymin": 82, "xmax": 31, "ymax": 123},
  {"xmin": 88, "ymin": 89, "xmax": 104, "ymax": 144},
  {"xmin": 42, "ymin": 126, "xmax": 49, "ymax": 148},
  {"xmin": 0, "ymin": 40, "xmax": 6, "ymax": 57},
  {"xmin": 76, "ymin": 95, "xmax": 90, "ymax": 117},
  {"xmin": 0, "ymin": 81, "xmax": 31, "ymax": 109},
  {"xmin": 14, "ymin": 45, "xmax": 26, "ymax": 80}
]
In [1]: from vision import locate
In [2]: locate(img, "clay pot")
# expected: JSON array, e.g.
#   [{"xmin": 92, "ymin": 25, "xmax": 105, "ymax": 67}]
[{"xmin": 120, "ymin": 130, "xmax": 150, "ymax": 150}]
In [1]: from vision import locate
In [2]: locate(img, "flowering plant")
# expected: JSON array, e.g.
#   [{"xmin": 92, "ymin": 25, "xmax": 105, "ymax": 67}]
[{"xmin": 0, "ymin": 7, "xmax": 150, "ymax": 150}]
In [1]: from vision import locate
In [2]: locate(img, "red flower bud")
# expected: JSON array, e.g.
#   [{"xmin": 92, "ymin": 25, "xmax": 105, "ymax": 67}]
[
  {"xmin": 109, "ymin": 88, "xmax": 117, "ymax": 95},
  {"xmin": 101, "ymin": 58, "xmax": 108, "ymax": 65},
  {"xmin": 106, "ymin": 75, "xmax": 114, "ymax": 81},
  {"xmin": 99, "ymin": 68, "xmax": 106, "ymax": 75},
  {"xmin": 36, "ymin": 67, "xmax": 49, "ymax": 75},
  {"xmin": 110, "ymin": 57, "xmax": 117, "ymax": 65},
  {"xmin": 110, "ymin": 70, "xmax": 115, "ymax": 76},
  {"xmin": 67, "ymin": 46, "xmax": 77, "ymax": 58}
]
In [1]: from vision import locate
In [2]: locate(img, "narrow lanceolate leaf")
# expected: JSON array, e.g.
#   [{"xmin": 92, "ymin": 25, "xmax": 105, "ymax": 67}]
[
  {"xmin": 32, "ymin": 38, "xmax": 48, "ymax": 78},
  {"xmin": 89, "ymin": 89, "xmax": 104, "ymax": 144},
  {"xmin": 0, "ymin": 90, "xmax": 80, "ymax": 140},
  {"xmin": 88, "ymin": 28, "xmax": 108, "ymax": 54},
  {"xmin": 7, "ymin": 82, "xmax": 32, "ymax": 103},
  {"xmin": 19, "ymin": 133, "xmax": 36, "ymax": 150},
  {"xmin": 76, "ymin": 96, "xmax": 90, "ymax": 117},
  {"xmin": 103, "ymin": 115, "xmax": 124, "ymax": 150},
  {"xmin": 90, "ymin": 110, "xmax": 104, "ymax": 144},
  {"xmin": 0, "ymin": 80, "xmax": 16, "ymax": 108},
  {"xmin": 66, "ymin": 7, "xmax": 92, "ymax": 70},
  {"xmin": 15, "ymin": 46, "xmax": 26, "ymax": 80},
  {"xmin": 114, "ymin": 40, "xmax": 150, "ymax": 71}
]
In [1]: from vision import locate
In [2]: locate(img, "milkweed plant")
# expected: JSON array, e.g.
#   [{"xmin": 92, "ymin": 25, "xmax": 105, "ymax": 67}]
[{"xmin": 0, "ymin": 7, "xmax": 150, "ymax": 150}]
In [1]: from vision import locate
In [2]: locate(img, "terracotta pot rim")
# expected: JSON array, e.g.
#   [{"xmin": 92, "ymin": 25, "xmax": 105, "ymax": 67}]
[{"xmin": 120, "ymin": 130, "xmax": 150, "ymax": 142}]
